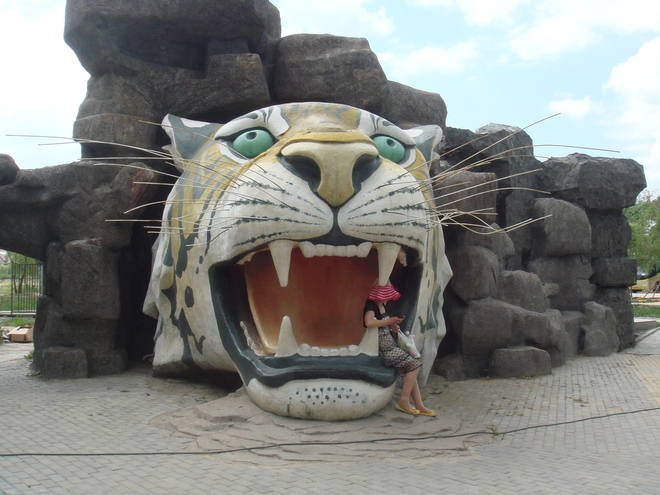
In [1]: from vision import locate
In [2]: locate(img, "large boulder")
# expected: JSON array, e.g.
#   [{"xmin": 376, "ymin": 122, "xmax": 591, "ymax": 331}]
[
  {"xmin": 519, "ymin": 308, "xmax": 571, "ymax": 367},
  {"xmin": 581, "ymin": 301, "xmax": 620, "ymax": 356},
  {"xmin": 446, "ymin": 246, "xmax": 499, "ymax": 302},
  {"xmin": 488, "ymin": 346, "xmax": 551, "ymax": 378},
  {"xmin": 447, "ymin": 223, "xmax": 515, "ymax": 266},
  {"xmin": 75, "ymin": 55, "xmax": 271, "ymax": 154},
  {"xmin": 381, "ymin": 81, "xmax": 447, "ymax": 130},
  {"xmin": 587, "ymin": 211, "xmax": 632, "ymax": 259},
  {"xmin": 60, "ymin": 240, "xmax": 120, "ymax": 320},
  {"xmin": 33, "ymin": 346, "xmax": 88, "ymax": 379},
  {"xmin": 591, "ymin": 257, "xmax": 637, "ymax": 288},
  {"xmin": 66, "ymin": 0, "xmax": 279, "ymax": 157},
  {"xmin": 34, "ymin": 296, "xmax": 127, "ymax": 378},
  {"xmin": 272, "ymin": 34, "xmax": 389, "ymax": 114},
  {"xmin": 497, "ymin": 270, "xmax": 548, "ymax": 313},
  {"xmin": 594, "ymin": 288, "xmax": 635, "ymax": 349},
  {"xmin": 539, "ymin": 153, "xmax": 646, "ymax": 210},
  {"xmin": 509, "ymin": 305, "xmax": 572, "ymax": 365},
  {"xmin": 458, "ymin": 298, "xmax": 513, "ymax": 356},
  {"xmin": 55, "ymin": 165, "xmax": 156, "ymax": 248},
  {"xmin": 65, "ymin": 0, "xmax": 281, "ymax": 75},
  {"xmin": 434, "ymin": 170, "xmax": 498, "ymax": 227},
  {"xmin": 0, "ymin": 154, "xmax": 19, "ymax": 186},
  {"xmin": 530, "ymin": 198, "xmax": 591, "ymax": 258},
  {"xmin": 433, "ymin": 352, "xmax": 471, "ymax": 381},
  {"xmin": 528, "ymin": 256, "xmax": 595, "ymax": 311},
  {"xmin": 561, "ymin": 311, "xmax": 584, "ymax": 357}
]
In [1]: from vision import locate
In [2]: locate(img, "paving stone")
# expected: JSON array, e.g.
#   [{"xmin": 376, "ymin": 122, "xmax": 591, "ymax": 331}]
[{"xmin": 1, "ymin": 335, "xmax": 660, "ymax": 493}]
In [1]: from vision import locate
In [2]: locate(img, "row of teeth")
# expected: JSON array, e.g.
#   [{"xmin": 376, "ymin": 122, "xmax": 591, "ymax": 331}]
[
  {"xmin": 238, "ymin": 240, "xmax": 408, "ymax": 287},
  {"xmin": 241, "ymin": 317, "xmax": 379, "ymax": 358}
]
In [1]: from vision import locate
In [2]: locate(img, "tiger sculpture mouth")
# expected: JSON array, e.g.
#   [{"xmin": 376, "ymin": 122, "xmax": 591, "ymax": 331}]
[
  {"xmin": 212, "ymin": 241, "xmax": 419, "ymax": 385},
  {"xmin": 144, "ymin": 102, "xmax": 451, "ymax": 420}
]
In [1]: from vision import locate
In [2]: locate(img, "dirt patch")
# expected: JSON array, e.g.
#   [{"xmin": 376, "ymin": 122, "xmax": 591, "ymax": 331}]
[{"xmin": 150, "ymin": 375, "xmax": 493, "ymax": 467}]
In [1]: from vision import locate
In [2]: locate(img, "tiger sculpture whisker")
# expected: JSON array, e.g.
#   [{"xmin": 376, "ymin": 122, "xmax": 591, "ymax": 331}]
[
  {"xmin": 70, "ymin": 134, "xmax": 547, "ymax": 236},
  {"xmin": 15, "ymin": 103, "xmax": 607, "ymax": 420}
]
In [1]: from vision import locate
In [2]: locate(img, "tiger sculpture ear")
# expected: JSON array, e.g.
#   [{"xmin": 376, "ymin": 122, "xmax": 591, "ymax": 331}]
[
  {"xmin": 161, "ymin": 115, "xmax": 224, "ymax": 172},
  {"xmin": 403, "ymin": 125, "xmax": 444, "ymax": 167}
]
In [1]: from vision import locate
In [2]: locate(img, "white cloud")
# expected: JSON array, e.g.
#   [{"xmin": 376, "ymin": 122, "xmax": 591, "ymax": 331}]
[
  {"xmin": 407, "ymin": 0, "xmax": 529, "ymax": 26},
  {"xmin": 0, "ymin": 6, "xmax": 85, "ymax": 118},
  {"xmin": 274, "ymin": 0, "xmax": 395, "ymax": 38},
  {"xmin": 508, "ymin": 0, "xmax": 660, "ymax": 61},
  {"xmin": 459, "ymin": 0, "xmax": 529, "ymax": 26},
  {"xmin": 378, "ymin": 42, "xmax": 479, "ymax": 80},
  {"xmin": 406, "ymin": 0, "xmax": 451, "ymax": 5},
  {"xmin": 608, "ymin": 37, "xmax": 660, "ymax": 105},
  {"xmin": 548, "ymin": 97, "xmax": 602, "ymax": 119},
  {"xmin": 407, "ymin": 0, "xmax": 660, "ymax": 64},
  {"xmin": 407, "ymin": 0, "xmax": 660, "ymax": 61},
  {"xmin": 508, "ymin": 16, "xmax": 599, "ymax": 60},
  {"xmin": 560, "ymin": 0, "xmax": 660, "ymax": 34},
  {"xmin": 0, "ymin": 3, "xmax": 88, "ymax": 168},
  {"xmin": 606, "ymin": 36, "xmax": 660, "ymax": 188}
]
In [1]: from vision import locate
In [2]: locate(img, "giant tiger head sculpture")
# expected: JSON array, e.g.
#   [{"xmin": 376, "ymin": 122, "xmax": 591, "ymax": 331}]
[{"xmin": 144, "ymin": 102, "xmax": 452, "ymax": 420}]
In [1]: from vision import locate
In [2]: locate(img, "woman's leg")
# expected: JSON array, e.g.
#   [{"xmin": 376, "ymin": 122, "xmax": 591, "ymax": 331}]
[
  {"xmin": 410, "ymin": 380, "xmax": 433, "ymax": 413},
  {"xmin": 398, "ymin": 367, "xmax": 420, "ymax": 410}
]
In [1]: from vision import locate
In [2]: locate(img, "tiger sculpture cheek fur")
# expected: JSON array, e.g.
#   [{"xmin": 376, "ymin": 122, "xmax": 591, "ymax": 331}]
[{"xmin": 143, "ymin": 102, "xmax": 452, "ymax": 420}]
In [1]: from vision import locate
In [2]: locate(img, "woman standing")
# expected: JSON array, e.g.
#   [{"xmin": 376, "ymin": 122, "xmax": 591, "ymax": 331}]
[{"xmin": 363, "ymin": 284, "xmax": 437, "ymax": 416}]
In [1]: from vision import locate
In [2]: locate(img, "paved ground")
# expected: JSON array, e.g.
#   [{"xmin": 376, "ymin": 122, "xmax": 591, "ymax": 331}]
[{"xmin": 1, "ymin": 332, "xmax": 659, "ymax": 495}]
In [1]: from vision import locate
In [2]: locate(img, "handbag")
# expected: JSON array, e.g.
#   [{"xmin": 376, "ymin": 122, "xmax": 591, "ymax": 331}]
[{"xmin": 397, "ymin": 331, "xmax": 421, "ymax": 358}]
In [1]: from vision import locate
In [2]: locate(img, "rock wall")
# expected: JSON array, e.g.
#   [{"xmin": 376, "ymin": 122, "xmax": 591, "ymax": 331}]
[
  {"xmin": 0, "ymin": 159, "xmax": 155, "ymax": 376},
  {"xmin": 435, "ymin": 138, "xmax": 645, "ymax": 379},
  {"xmin": 0, "ymin": 0, "xmax": 646, "ymax": 380}
]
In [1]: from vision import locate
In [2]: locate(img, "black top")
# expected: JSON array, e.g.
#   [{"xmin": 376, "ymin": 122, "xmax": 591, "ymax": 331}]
[
  {"xmin": 364, "ymin": 300, "xmax": 397, "ymax": 340},
  {"xmin": 364, "ymin": 300, "xmax": 387, "ymax": 320}
]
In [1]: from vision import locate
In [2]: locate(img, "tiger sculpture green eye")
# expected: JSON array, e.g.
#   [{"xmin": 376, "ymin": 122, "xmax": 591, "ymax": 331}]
[
  {"xmin": 233, "ymin": 129, "xmax": 275, "ymax": 158},
  {"xmin": 372, "ymin": 135, "xmax": 406, "ymax": 163}
]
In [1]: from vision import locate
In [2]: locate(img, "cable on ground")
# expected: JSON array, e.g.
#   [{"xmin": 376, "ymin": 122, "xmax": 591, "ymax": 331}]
[{"xmin": 1, "ymin": 406, "xmax": 659, "ymax": 458}]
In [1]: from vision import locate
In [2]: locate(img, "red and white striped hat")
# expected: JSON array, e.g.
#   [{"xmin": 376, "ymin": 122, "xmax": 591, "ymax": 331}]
[{"xmin": 367, "ymin": 284, "xmax": 401, "ymax": 302}]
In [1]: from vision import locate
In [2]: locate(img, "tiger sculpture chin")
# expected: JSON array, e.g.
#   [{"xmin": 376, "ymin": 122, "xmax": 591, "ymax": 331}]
[{"xmin": 143, "ymin": 102, "xmax": 452, "ymax": 420}]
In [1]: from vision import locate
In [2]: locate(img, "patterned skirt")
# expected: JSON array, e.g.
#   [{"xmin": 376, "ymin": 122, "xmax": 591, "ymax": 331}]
[{"xmin": 378, "ymin": 327, "xmax": 421, "ymax": 376}]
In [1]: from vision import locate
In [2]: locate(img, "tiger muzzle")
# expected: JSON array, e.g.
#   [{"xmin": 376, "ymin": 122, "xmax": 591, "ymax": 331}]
[{"xmin": 280, "ymin": 133, "xmax": 380, "ymax": 207}]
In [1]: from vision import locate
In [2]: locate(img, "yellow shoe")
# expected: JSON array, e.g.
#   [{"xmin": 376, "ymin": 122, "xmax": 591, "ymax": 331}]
[{"xmin": 395, "ymin": 403, "xmax": 419, "ymax": 415}]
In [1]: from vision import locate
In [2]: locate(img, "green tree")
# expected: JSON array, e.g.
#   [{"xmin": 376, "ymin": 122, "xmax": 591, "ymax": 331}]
[
  {"xmin": 625, "ymin": 190, "xmax": 660, "ymax": 274},
  {"xmin": 0, "ymin": 252, "xmax": 38, "ymax": 287}
]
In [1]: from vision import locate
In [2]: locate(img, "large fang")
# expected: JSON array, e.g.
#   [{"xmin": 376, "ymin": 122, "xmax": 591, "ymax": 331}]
[
  {"xmin": 358, "ymin": 327, "xmax": 379, "ymax": 356},
  {"xmin": 377, "ymin": 243, "xmax": 400, "ymax": 286},
  {"xmin": 269, "ymin": 240, "xmax": 294, "ymax": 287},
  {"xmin": 275, "ymin": 316, "xmax": 298, "ymax": 357}
]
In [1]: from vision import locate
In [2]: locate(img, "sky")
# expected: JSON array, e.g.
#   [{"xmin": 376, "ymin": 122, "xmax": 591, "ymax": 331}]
[{"xmin": 1, "ymin": 0, "xmax": 660, "ymax": 194}]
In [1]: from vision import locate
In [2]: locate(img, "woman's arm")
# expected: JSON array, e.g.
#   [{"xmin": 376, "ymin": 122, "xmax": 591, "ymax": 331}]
[{"xmin": 364, "ymin": 310, "xmax": 404, "ymax": 328}]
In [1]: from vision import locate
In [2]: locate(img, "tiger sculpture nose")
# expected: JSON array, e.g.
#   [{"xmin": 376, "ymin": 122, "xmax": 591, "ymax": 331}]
[{"xmin": 280, "ymin": 132, "xmax": 379, "ymax": 207}]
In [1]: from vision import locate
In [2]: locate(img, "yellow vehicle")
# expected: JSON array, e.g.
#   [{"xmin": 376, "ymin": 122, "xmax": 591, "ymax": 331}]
[{"xmin": 631, "ymin": 263, "xmax": 660, "ymax": 292}]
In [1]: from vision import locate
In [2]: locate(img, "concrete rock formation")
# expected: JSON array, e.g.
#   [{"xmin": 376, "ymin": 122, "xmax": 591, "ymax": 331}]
[
  {"xmin": 272, "ymin": 34, "xmax": 389, "ymax": 113},
  {"xmin": 0, "ymin": 163, "xmax": 156, "ymax": 376},
  {"xmin": 0, "ymin": 0, "xmax": 646, "ymax": 384},
  {"xmin": 65, "ymin": 0, "xmax": 280, "ymax": 158}
]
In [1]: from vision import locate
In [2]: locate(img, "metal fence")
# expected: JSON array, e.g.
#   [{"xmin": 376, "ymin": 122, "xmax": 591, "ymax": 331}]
[{"xmin": 1, "ymin": 255, "xmax": 43, "ymax": 315}]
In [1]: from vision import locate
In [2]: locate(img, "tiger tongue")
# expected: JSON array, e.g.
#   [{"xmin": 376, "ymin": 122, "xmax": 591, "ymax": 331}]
[{"xmin": 243, "ymin": 249, "xmax": 378, "ymax": 353}]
